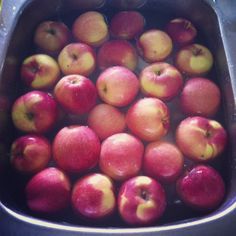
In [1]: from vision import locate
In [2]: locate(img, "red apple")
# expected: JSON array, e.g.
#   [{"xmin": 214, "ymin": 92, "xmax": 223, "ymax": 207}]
[
  {"xmin": 118, "ymin": 176, "xmax": 166, "ymax": 225},
  {"xmin": 72, "ymin": 173, "xmax": 116, "ymax": 219},
  {"xmin": 175, "ymin": 43, "xmax": 213, "ymax": 76},
  {"xmin": 11, "ymin": 91, "xmax": 58, "ymax": 133},
  {"xmin": 25, "ymin": 167, "xmax": 71, "ymax": 214},
  {"xmin": 97, "ymin": 40, "xmax": 138, "ymax": 71},
  {"xmin": 72, "ymin": 11, "xmax": 109, "ymax": 47},
  {"xmin": 140, "ymin": 62, "xmax": 183, "ymax": 101},
  {"xmin": 52, "ymin": 125, "xmax": 100, "ymax": 174},
  {"xmin": 180, "ymin": 77, "xmax": 221, "ymax": 117},
  {"xmin": 99, "ymin": 133, "xmax": 144, "ymax": 181},
  {"xmin": 58, "ymin": 43, "xmax": 96, "ymax": 76},
  {"xmin": 54, "ymin": 74, "xmax": 97, "ymax": 114},
  {"xmin": 21, "ymin": 54, "xmax": 60, "ymax": 89},
  {"xmin": 137, "ymin": 29, "xmax": 173, "ymax": 63},
  {"xmin": 126, "ymin": 98, "xmax": 170, "ymax": 141},
  {"xmin": 176, "ymin": 165, "xmax": 225, "ymax": 210},
  {"xmin": 166, "ymin": 18, "xmax": 197, "ymax": 46},
  {"xmin": 88, "ymin": 103, "xmax": 126, "ymax": 140},
  {"xmin": 143, "ymin": 141, "xmax": 184, "ymax": 184},
  {"xmin": 10, "ymin": 134, "xmax": 51, "ymax": 174},
  {"xmin": 34, "ymin": 21, "xmax": 70, "ymax": 55},
  {"xmin": 96, "ymin": 66, "xmax": 139, "ymax": 107},
  {"xmin": 110, "ymin": 11, "xmax": 145, "ymax": 40},
  {"xmin": 176, "ymin": 116, "xmax": 227, "ymax": 162}
]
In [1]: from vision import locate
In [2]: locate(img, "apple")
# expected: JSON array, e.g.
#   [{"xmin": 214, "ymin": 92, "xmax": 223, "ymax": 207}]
[
  {"xmin": 110, "ymin": 11, "xmax": 145, "ymax": 40},
  {"xmin": 176, "ymin": 116, "xmax": 227, "ymax": 162},
  {"xmin": 99, "ymin": 133, "xmax": 144, "ymax": 181},
  {"xmin": 139, "ymin": 62, "xmax": 183, "ymax": 101},
  {"xmin": 126, "ymin": 98, "xmax": 170, "ymax": 142},
  {"xmin": 96, "ymin": 66, "xmax": 139, "ymax": 107},
  {"xmin": 58, "ymin": 43, "xmax": 96, "ymax": 76},
  {"xmin": 10, "ymin": 134, "xmax": 51, "ymax": 174},
  {"xmin": 176, "ymin": 165, "xmax": 225, "ymax": 210},
  {"xmin": 180, "ymin": 77, "xmax": 221, "ymax": 117},
  {"xmin": 87, "ymin": 103, "xmax": 126, "ymax": 140},
  {"xmin": 166, "ymin": 18, "xmax": 197, "ymax": 46},
  {"xmin": 52, "ymin": 125, "xmax": 100, "ymax": 174},
  {"xmin": 137, "ymin": 29, "xmax": 173, "ymax": 63},
  {"xmin": 72, "ymin": 173, "xmax": 116, "ymax": 220},
  {"xmin": 54, "ymin": 74, "xmax": 97, "ymax": 114},
  {"xmin": 72, "ymin": 11, "xmax": 109, "ymax": 47},
  {"xmin": 21, "ymin": 54, "xmax": 60, "ymax": 90},
  {"xmin": 143, "ymin": 141, "xmax": 184, "ymax": 184},
  {"xmin": 25, "ymin": 167, "xmax": 71, "ymax": 214},
  {"xmin": 97, "ymin": 40, "xmax": 138, "ymax": 71},
  {"xmin": 118, "ymin": 176, "xmax": 166, "ymax": 225},
  {"xmin": 175, "ymin": 43, "xmax": 213, "ymax": 76},
  {"xmin": 11, "ymin": 91, "xmax": 58, "ymax": 133},
  {"xmin": 34, "ymin": 21, "xmax": 70, "ymax": 55}
]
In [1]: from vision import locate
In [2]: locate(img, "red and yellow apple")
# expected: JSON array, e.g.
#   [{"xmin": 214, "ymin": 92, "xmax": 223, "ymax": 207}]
[
  {"xmin": 10, "ymin": 134, "xmax": 51, "ymax": 174},
  {"xmin": 137, "ymin": 29, "xmax": 173, "ymax": 62},
  {"xmin": 118, "ymin": 176, "xmax": 166, "ymax": 225},
  {"xmin": 72, "ymin": 173, "xmax": 116, "ymax": 219},
  {"xmin": 21, "ymin": 54, "xmax": 60, "ymax": 89},
  {"xmin": 175, "ymin": 43, "xmax": 213, "ymax": 76},
  {"xmin": 72, "ymin": 11, "xmax": 109, "ymax": 47},
  {"xmin": 11, "ymin": 91, "xmax": 58, "ymax": 133},
  {"xmin": 34, "ymin": 21, "xmax": 71, "ymax": 55},
  {"xmin": 58, "ymin": 43, "xmax": 96, "ymax": 76},
  {"xmin": 126, "ymin": 98, "xmax": 170, "ymax": 142},
  {"xmin": 176, "ymin": 116, "xmax": 227, "ymax": 162},
  {"xmin": 140, "ymin": 62, "xmax": 183, "ymax": 101}
]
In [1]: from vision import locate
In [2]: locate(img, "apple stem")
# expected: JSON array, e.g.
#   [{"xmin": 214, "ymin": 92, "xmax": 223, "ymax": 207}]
[
  {"xmin": 26, "ymin": 112, "xmax": 34, "ymax": 121},
  {"xmin": 47, "ymin": 28, "xmax": 56, "ymax": 35},
  {"xmin": 193, "ymin": 47, "xmax": 202, "ymax": 56},
  {"xmin": 184, "ymin": 21, "xmax": 191, "ymax": 30},
  {"xmin": 140, "ymin": 189, "xmax": 149, "ymax": 201}
]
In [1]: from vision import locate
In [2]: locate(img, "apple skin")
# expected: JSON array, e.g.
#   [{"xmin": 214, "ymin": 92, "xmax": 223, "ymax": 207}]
[
  {"xmin": 97, "ymin": 40, "xmax": 138, "ymax": 71},
  {"xmin": 99, "ymin": 133, "xmax": 144, "ymax": 181},
  {"xmin": 180, "ymin": 77, "xmax": 221, "ymax": 117},
  {"xmin": 88, "ymin": 103, "xmax": 126, "ymax": 140},
  {"xmin": 176, "ymin": 116, "xmax": 227, "ymax": 162},
  {"xmin": 72, "ymin": 11, "xmax": 109, "ymax": 47},
  {"xmin": 52, "ymin": 125, "xmax": 100, "ymax": 174},
  {"xmin": 11, "ymin": 91, "xmax": 58, "ymax": 134},
  {"xmin": 140, "ymin": 62, "xmax": 183, "ymax": 101},
  {"xmin": 166, "ymin": 18, "xmax": 197, "ymax": 46},
  {"xmin": 96, "ymin": 66, "xmax": 139, "ymax": 107},
  {"xmin": 72, "ymin": 173, "xmax": 116, "ymax": 220},
  {"xmin": 21, "ymin": 54, "xmax": 60, "ymax": 90},
  {"xmin": 143, "ymin": 141, "xmax": 184, "ymax": 184},
  {"xmin": 10, "ymin": 134, "xmax": 51, "ymax": 174},
  {"xmin": 58, "ymin": 43, "xmax": 96, "ymax": 76},
  {"xmin": 137, "ymin": 29, "xmax": 173, "ymax": 63},
  {"xmin": 110, "ymin": 11, "xmax": 145, "ymax": 40},
  {"xmin": 25, "ymin": 167, "xmax": 71, "ymax": 214},
  {"xmin": 176, "ymin": 165, "xmax": 225, "ymax": 210},
  {"xmin": 54, "ymin": 74, "xmax": 97, "ymax": 115},
  {"xmin": 175, "ymin": 44, "xmax": 213, "ymax": 76},
  {"xmin": 118, "ymin": 176, "xmax": 166, "ymax": 225},
  {"xmin": 126, "ymin": 98, "xmax": 170, "ymax": 142},
  {"xmin": 34, "ymin": 21, "xmax": 70, "ymax": 55}
]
